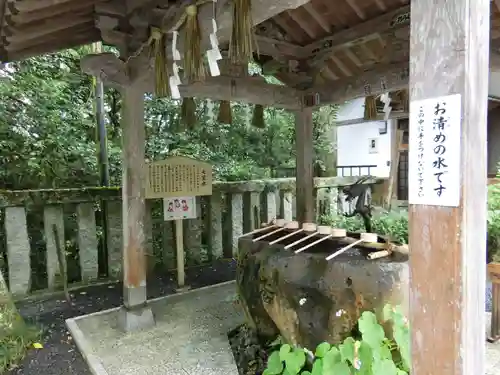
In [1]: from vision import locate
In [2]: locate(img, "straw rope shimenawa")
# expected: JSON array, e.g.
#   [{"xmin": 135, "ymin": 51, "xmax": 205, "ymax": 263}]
[
  {"xmin": 364, "ymin": 95, "xmax": 377, "ymax": 120},
  {"xmin": 229, "ymin": 0, "xmax": 258, "ymax": 64},
  {"xmin": 122, "ymin": 0, "xmax": 259, "ymax": 125},
  {"xmin": 150, "ymin": 27, "xmax": 170, "ymax": 97}
]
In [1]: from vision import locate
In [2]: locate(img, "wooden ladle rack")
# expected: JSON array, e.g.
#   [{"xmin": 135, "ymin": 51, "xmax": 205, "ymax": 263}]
[{"xmin": 244, "ymin": 219, "xmax": 409, "ymax": 261}]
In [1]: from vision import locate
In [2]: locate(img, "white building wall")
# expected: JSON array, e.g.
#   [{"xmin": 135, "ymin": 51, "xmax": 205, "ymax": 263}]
[
  {"xmin": 336, "ymin": 120, "xmax": 393, "ymax": 178},
  {"xmin": 336, "ymin": 97, "xmax": 366, "ymax": 122},
  {"xmin": 336, "ymin": 70, "xmax": 500, "ymax": 180}
]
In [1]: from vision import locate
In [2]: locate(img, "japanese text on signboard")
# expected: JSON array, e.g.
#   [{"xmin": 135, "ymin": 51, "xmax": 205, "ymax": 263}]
[{"xmin": 408, "ymin": 94, "xmax": 461, "ymax": 207}]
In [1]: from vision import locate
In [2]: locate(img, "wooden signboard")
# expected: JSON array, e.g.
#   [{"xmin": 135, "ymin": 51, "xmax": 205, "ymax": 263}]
[
  {"xmin": 145, "ymin": 156, "xmax": 212, "ymax": 199},
  {"xmin": 145, "ymin": 156, "xmax": 212, "ymax": 293}
]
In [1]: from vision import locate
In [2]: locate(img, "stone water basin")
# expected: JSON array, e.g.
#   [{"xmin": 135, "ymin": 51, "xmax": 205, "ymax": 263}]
[{"xmin": 236, "ymin": 227, "xmax": 409, "ymax": 350}]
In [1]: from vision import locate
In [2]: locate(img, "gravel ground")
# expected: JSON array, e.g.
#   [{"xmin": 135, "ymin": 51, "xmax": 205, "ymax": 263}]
[
  {"xmin": 4, "ymin": 261, "xmax": 494, "ymax": 375},
  {"xmin": 5, "ymin": 259, "xmax": 237, "ymax": 375},
  {"xmin": 487, "ymin": 281, "xmax": 493, "ymax": 312}
]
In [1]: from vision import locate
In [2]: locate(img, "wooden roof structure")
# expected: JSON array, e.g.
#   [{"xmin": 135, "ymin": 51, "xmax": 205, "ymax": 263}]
[
  {"xmin": 1, "ymin": 0, "xmax": 500, "ymax": 108},
  {"xmin": 0, "ymin": 1, "xmax": 496, "ymax": 375}
]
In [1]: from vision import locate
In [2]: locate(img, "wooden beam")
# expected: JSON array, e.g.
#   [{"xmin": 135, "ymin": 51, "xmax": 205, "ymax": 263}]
[
  {"xmin": 95, "ymin": 0, "xmax": 127, "ymax": 17},
  {"xmin": 126, "ymin": 0, "xmax": 185, "ymax": 15},
  {"xmin": 303, "ymin": 5, "xmax": 410, "ymax": 68},
  {"xmin": 1, "ymin": 31, "xmax": 100, "ymax": 61},
  {"xmin": 254, "ymin": 35, "xmax": 306, "ymax": 60},
  {"xmin": 3, "ymin": 22, "xmax": 95, "ymax": 52},
  {"xmin": 7, "ymin": 1, "xmax": 99, "ymax": 24},
  {"xmin": 295, "ymin": 107, "xmax": 315, "ymax": 224},
  {"xmin": 311, "ymin": 61, "xmax": 409, "ymax": 105},
  {"xmin": 11, "ymin": 0, "xmax": 88, "ymax": 13},
  {"xmin": 5, "ymin": 15, "xmax": 94, "ymax": 44},
  {"xmin": 408, "ymin": 2, "xmax": 488, "ymax": 375},
  {"xmin": 126, "ymin": 0, "xmax": 312, "ymax": 63},
  {"xmin": 310, "ymin": 49, "xmax": 500, "ymax": 106},
  {"xmin": 81, "ymin": 53, "xmax": 303, "ymax": 109}
]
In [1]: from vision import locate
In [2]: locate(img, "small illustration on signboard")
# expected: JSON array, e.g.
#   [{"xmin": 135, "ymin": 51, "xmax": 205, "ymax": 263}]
[{"xmin": 163, "ymin": 196, "xmax": 197, "ymax": 221}]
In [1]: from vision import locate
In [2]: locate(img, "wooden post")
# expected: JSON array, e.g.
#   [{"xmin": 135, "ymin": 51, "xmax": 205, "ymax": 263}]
[
  {"xmin": 409, "ymin": 1, "xmax": 489, "ymax": 375},
  {"xmin": 384, "ymin": 120, "xmax": 403, "ymax": 209},
  {"xmin": 295, "ymin": 107, "xmax": 314, "ymax": 223},
  {"xmin": 119, "ymin": 79, "xmax": 154, "ymax": 332},
  {"xmin": 174, "ymin": 219, "xmax": 190, "ymax": 292}
]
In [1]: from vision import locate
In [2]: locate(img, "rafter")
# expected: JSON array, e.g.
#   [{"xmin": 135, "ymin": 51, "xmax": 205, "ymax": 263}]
[
  {"xmin": 345, "ymin": 0, "xmax": 366, "ymax": 20},
  {"xmin": 373, "ymin": 0, "xmax": 387, "ymax": 11},
  {"xmin": 303, "ymin": 3, "xmax": 330, "ymax": 33},
  {"xmin": 269, "ymin": 13, "xmax": 306, "ymax": 43},
  {"xmin": 303, "ymin": 5, "xmax": 410, "ymax": 68},
  {"xmin": 308, "ymin": 49, "xmax": 500, "ymax": 106},
  {"xmin": 287, "ymin": 10, "xmax": 315, "ymax": 38}
]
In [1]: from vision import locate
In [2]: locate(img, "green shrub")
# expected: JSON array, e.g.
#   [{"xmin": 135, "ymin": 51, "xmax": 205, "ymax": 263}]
[
  {"xmin": 319, "ymin": 212, "xmax": 409, "ymax": 244},
  {"xmin": 263, "ymin": 303, "xmax": 409, "ymax": 375},
  {"xmin": 320, "ymin": 186, "xmax": 500, "ymax": 261},
  {"xmin": 0, "ymin": 304, "xmax": 40, "ymax": 372}
]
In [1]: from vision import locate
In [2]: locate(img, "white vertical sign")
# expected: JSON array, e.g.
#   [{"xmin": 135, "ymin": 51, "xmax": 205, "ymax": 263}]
[{"xmin": 408, "ymin": 93, "xmax": 461, "ymax": 207}]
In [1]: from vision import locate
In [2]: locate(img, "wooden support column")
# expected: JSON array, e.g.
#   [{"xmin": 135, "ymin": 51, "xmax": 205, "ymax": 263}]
[
  {"xmin": 409, "ymin": 1, "xmax": 489, "ymax": 375},
  {"xmin": 295, "ymin": 107, "xmax": 314, "ymax": 223},
  {"xmin": 119, "ymin": 77, "xmax": 154, "ymax": 332}
]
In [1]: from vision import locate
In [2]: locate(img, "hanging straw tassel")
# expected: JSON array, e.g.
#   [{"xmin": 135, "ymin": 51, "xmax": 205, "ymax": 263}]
[
  {"xmin": 229, "ymin": 0, "xmax": 256, "ymax": 64},
  {"xmin": 218, "ymin": 100, "xmax": 232, "ymax": 124},
  {"xmin": 181, "ymin": 97, "xmax": 197, "ymax": 130},
  {"xmin": 150, "ymin": 28, "xmax": 170, "ymax": 98},
  {"xmin": 399, "ymin": 89, "xmax": 409, "ymax": 113},
  {"xmin": 184, "ymin": 5, "xmax": 205, "ymax": 82},
  {"xmin": 252, "ymin": 104, "xmax": 265, "ymax": 128},
  {"xmin": 364, "ymin": 95, "xmax": 377, "ymax": 120}
]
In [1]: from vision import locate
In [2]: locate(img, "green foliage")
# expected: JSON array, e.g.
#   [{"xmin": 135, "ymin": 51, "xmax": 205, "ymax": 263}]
[
  {"xmin": 0, "ymin": 270, "xmax": 41, "ymax": 372},
  {"xmin": 321, "ymin": 181, "xmax": 500, "ymax": 260},
  {"xmin": 0, "ymin": 48, "xmax": 337, "ymax": 190},
  {"xmin": 320, "ymin": 212, "xmax": 409, "ymax": 244},
  {"xmin": 488, "ymin": 180, "xmax": 500, "ymax": 262},
  {"xmin": 263, "ymin": 304, "xmax": 409, "ymax": 375},
  {"xmin": 0, "ymin": 304, "xmax": 41, "ymax": 372}
]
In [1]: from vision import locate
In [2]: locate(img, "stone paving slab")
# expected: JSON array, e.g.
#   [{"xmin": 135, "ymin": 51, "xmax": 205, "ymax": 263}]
[
  {"xmin": 67, "ymin": 280, "xmax": 500, "ymax": 375},
  {"xmin": 66, "ymin": 281, "xmax": 244, "ymax": 375}
]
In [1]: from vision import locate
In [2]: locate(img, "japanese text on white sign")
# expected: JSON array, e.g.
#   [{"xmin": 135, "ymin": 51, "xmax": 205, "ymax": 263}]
[{"xmin": 408, "ymin": 93, "xmax": 461, "ymax": 207}]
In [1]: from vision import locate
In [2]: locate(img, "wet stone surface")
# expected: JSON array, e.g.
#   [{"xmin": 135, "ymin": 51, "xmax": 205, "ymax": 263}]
[
  {"xmin": 237, "ymin": 234, "xmax": 409, "ymax": 349},
  {"xmin": 228, "ymin": 324, "xmax": 275, "ymax": 375}
]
